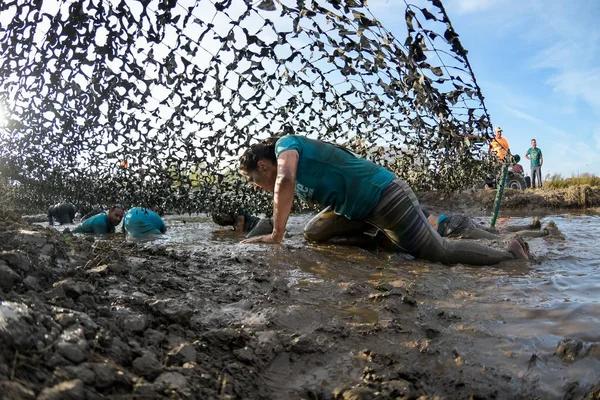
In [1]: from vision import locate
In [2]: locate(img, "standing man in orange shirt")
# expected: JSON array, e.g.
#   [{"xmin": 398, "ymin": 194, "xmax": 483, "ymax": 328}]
[{"xmin": 489, "ymin": 126, "xmax": 510, "ymax": 162}]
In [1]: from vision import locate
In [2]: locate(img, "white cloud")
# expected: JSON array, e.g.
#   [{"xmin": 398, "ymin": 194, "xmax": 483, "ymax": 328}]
[
  {"xmin": 546, "ymin": 69, "xmax": 600, "ymax": 111},
  {"xmin": 447, "ymin": 0, "xmax": 500, "ymax": 15},
  {"xmin": 504, "ymin": 106, "xmax": 543, "ymax": 124},
  {"xmin": 525, "ymin": 3, "xmax": 600, "ymax": 115},
  {"xmin": 547, "ymin": 140, "xmax": 599, "ymax": 177},
  {"xmin": 503, "ymin": 106, "xmax": 570, "ymax": 138}
]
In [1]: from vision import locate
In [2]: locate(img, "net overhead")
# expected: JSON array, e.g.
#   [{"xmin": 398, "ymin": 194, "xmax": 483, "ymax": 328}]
[{"xmin": 0, "ymin": 0, "xmax": 496, "ymax": 213}]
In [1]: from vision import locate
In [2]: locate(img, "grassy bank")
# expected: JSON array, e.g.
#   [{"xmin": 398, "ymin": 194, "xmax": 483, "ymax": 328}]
[
  {"xmin": 420, "ymin": 184, "xmax": 600, "ymax": 213},
  {"xmin": 545, "ymin": 173, "xmax": 600, "ymax": 189}
]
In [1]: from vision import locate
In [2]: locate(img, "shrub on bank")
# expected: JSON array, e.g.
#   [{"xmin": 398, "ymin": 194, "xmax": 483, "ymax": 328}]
[{"xmin": 544, "ymin": 173, "xmax": 600, "ymax": 189}]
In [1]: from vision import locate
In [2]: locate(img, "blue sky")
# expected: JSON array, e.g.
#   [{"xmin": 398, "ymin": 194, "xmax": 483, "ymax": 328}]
[{"xmin": 367, "ymin": 0, "xmax": 600, "ymax": 178}]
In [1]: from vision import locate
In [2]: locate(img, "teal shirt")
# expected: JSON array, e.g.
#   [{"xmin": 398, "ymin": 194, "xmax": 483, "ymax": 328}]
[
  {"xmin": 72, "ymin": 213, "xmax": 114, "ymax": 234},
  {"xmin": 275, "ymin": 135, "xmax": 394, "ymax": 219},
  {"xmin": 123, "ymin": 207, "xmax": 166, "ymax": 238},
  {"xmin": 527, "ymin": 147, "xmax": 543, "ymax": 167}
]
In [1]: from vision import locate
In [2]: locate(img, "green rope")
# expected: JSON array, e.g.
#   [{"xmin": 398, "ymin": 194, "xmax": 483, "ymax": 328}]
[{"xmin": 489, "ymin": 164, "xmax": 508, "ymax": 228}]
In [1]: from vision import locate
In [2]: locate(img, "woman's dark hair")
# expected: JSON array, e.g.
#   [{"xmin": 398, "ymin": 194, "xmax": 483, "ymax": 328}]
[
  {"xmin": 212, "ymin": 212, "xmax": 236, "ymax": 226},
  {"xmin": 239, "ymin": 136, "xmax": 279, "ymax": 172}
]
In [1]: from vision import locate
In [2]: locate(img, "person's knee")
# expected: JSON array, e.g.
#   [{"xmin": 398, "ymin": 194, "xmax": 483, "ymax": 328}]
[
  {"xmin": 303, "ymin": 216, "xmax": 327, "ymax": 242},
  {"xmin": 303, "ymin": 226, "xmax": 327, "ymax": 242}
]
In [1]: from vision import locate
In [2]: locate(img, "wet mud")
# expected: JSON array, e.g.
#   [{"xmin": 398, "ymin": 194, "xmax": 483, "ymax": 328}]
[{"xmin": 1, "ymin": 209, "xmax": 599, "ymax": 400}]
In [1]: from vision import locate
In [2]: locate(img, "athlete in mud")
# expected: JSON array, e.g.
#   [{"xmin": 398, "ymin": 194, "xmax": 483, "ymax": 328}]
[
  {"xmin": 72, "ymin": 205, "xmax": 125, "ymax": 234},
  {"xmin": 212, "ymin": 209, "xmax": 274, "ymax": 239},
  {"xmin": 48, "ymin": 202, "xmax": 76, "ymax": 225},
  {"xmin": 304, "ymin": 209, "xmax": 563, "ymax": 249},
  {"xmin": 123, "ymin": 207, "xmax": 166, "ymax": 238},
  {"xmin": 421, "ymin": 211, "xmax": 563, "ymax": 240},
  {"xmin": 239, "ymin": 135, "xmax": 529, "ymax": 265}
]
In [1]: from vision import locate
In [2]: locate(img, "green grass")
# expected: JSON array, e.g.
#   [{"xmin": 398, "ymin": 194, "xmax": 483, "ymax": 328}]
[{"xmin": 544, "ymin": 173, "xmax": 600, "ymax": 188}]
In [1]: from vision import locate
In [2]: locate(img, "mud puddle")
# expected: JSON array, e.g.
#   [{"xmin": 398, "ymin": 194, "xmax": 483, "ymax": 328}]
[{"xmin": 0, "ymin": 211, "xmax": 599, "ymax": 399}]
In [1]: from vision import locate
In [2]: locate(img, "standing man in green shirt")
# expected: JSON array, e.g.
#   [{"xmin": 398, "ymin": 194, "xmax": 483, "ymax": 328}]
[{"xmin": 525, "ymin": 139, "xmax": 543, "ymax": 188}]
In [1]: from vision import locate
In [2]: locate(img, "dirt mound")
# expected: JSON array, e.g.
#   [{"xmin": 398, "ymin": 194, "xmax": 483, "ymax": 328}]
[{"xmin": 419, "ymin": 186, "xmax": 600, "ymax": 215}]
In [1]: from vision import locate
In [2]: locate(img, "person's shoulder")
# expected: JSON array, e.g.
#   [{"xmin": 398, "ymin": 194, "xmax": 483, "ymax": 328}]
[
  {"xmin": 89, "ymin": 213, "xmax": 107, "ymax": 224},
  {"xmin": 276, "ymin": 135, "xmax": 302, "ymax": 146},
  {"xmin": 275, "ymin": 135, "xmax": 303, "ymax": 155}
]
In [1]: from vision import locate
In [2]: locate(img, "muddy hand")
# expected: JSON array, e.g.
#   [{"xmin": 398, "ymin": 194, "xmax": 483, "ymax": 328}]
[{"xmin": 240, "ymin": 234, "xmax": 280, "ymax": 245}]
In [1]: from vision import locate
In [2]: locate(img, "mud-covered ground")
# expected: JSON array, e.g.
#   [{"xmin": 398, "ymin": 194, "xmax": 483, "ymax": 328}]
[{"xmin": 2, "ymin": 188, "xmax": 600, "ymax": 400}]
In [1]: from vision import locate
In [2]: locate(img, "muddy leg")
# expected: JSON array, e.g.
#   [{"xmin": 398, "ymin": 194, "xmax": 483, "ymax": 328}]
[
  {"xmin": 459, "ymin": 227, "xmax": 501, "ymax": 240},
  {"xmin": 303, "ymin": 206, "xmax": 372, "ymax": 243},
  {"xmin": 505, "ymin": 217, "xmax": 542, "ymax": 232},
  {"xmin": 366, "ymin": 179, "xmax": 522, "ymax": 265},
  {"xmin": 509, "ymin": 230, "xmax": 547, "ymax": 238}
]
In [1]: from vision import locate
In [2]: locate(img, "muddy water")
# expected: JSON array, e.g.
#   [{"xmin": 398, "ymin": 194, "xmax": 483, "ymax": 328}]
[
  {"xmin": 34, "ymin": 213, "xmax": 599, "ymax": 398},
  {"xmin": 154, "ymin": 213, "xmax": 599, "ymax": 398}
]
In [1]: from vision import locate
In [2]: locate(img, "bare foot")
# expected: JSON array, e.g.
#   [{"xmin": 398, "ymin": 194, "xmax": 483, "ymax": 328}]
[
  {"xmin": 529, "ymin": 217, "xmax": 541, "ymax": 230},
  {"xmin": 507, "ymin": 236, "xmax": 530, "ymax": 260},
  {"xmin": 543, "ymin": 221, "xmax": 565, "ymax": 239}
]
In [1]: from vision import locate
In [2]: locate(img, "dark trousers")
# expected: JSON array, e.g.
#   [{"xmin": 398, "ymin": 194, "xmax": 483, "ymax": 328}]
[{"xmin": 531, "ymin": 166, "xmax": 542, "ymax": 188}]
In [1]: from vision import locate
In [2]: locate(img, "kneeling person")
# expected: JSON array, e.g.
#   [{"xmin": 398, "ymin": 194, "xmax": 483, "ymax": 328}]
[
  {"xmin": 123, "ymin": 207, "xmax": 166, "ymax": 238},
  {"xmin": 48, "ymin": 202, "xmax": 76, "ymax": 225},
  {"xmin": 73, "ymin": 205, "xmax": 125, "ymax": 234}
]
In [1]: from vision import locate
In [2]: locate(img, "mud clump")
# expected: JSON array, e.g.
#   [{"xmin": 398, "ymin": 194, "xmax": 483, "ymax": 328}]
[{"xmin": 555, "ymin": 338, "xmax": 600, "ymax": 364}]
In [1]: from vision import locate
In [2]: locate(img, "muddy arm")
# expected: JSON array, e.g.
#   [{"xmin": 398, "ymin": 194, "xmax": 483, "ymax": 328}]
[{"xmin": 271, "ymin": 150, "xmax": 298, "ymax": 242}]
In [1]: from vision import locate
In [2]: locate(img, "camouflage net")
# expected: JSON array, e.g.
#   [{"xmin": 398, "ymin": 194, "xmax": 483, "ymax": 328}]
[{"xmin": 0, "ymin": 0, "xmax": 496, "ymax": 214}]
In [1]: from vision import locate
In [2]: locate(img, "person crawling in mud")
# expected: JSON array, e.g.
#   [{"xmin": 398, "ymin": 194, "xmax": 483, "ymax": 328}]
[
  {"xmin": 302, "ymin": 209, "xmax": 564, "ymax": 250},
  {"xmin": 421, "ymin": 211, "xmax": 564, "ymax": 240},
  {"xmin": 48, "ymin": 202, "xmax": 76, "ymax": 225},
  {"xmin": 123, "ymin": 207, "xmax": 167, "ymax": 239},
  {"xmin": 212, "ymin": 209, "xmax": 274, "ymax": 239},
  {"xmin": 72, "ymin": 204, "xmax": 125, "ymax": 234},
  {"xmin": 238, "ymin": 135, "xmax": 530, "ymax": 265}
]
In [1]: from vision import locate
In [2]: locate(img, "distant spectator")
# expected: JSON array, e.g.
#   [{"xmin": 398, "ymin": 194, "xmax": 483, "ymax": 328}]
[
  {"xmin": 525, "ymin": 139, "xmax": 543, "ymax": 188},
  {"xmin": 489, "ymin": 126, "xmax": 510, "ymax": 162},
  {"xmin": 73, "ymin": 204, "xmax": 125, "ymax": 234},
  {"xmin": 48, "ymin": 202, "xmax": 76, "ymax": 225}
]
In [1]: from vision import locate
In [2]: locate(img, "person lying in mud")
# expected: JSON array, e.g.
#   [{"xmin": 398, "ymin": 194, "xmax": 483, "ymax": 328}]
[
  {"xmin": 123, "ymin": 207, "xmax": 166, "ymax": 239},
  {"xmin": 239, "ymin": 135, "xmax": 530, "ymax": 265},
  {"xmin": 212, "ymin": 209, "xmax": 274, "ymax": 239},
  {"xmin": 421, "ymin": 211, "xmax": 564, "ymax": 240},
  {"xmin": 48, "ymin": 202, "xmax": 76, "ymax": 225},
  {"xmin": 72, "ymin": 204, "xmax": 125, "ymax": 234}
]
